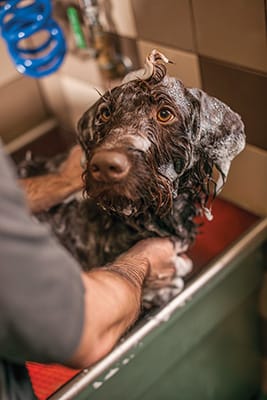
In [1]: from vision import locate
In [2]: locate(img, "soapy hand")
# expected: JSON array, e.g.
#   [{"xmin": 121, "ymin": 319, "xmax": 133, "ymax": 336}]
[{"xmin": 116, "ymin": 237, "xmax": 189, "ymax": 289}]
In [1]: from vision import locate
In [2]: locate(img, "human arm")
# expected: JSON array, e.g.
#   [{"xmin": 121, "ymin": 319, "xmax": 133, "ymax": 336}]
[
  {"xmin": 0, "ymin": 144, "xmax": 179, "ymax": 368},
  {"xmin": 0, "ymin": 145, "xmax": 85, "ymax": 364},
  {"xmin": 68, "ymin": 238, "xmax": 178, "ymax": 368},
  {"xmin": 19, "ymin": 145, "xmax": 84, "ymax": 213}
]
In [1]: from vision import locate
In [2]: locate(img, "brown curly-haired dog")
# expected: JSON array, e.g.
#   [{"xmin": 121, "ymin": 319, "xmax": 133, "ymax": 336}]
[{"xmin": 19, "ymin": 50, "xmax": 245, "ymax": 306}]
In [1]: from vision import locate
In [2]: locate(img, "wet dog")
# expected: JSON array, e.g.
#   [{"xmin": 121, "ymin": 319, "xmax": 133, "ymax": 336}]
[{"xmin": 18, "ymin": 50, "xmax": 245, "ymax": 306}]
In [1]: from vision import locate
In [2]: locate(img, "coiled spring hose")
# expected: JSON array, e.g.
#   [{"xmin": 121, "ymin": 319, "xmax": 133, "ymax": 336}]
[{"xmin": 0, "ymin": 0, "xmax": 66, "ymax": 78}]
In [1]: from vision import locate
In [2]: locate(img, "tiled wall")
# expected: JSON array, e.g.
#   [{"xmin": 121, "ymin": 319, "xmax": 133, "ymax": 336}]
[
  {"xmin": 129, "ymin": 0, "xmax": 267, "ymax": 215},
  {"xmin": 0, "ymin": 0, "xmax": 266, "ymax": 213},
  {"xmin": 132, "ymin": 0, "xmax": 267, "ymax": 151},
  {"xmin": 112, "ymin": 0, "xmax": 267, "ymax": 215},
  {"xmin": 47, "ymin": 0, "xmax": 267, "ymax": 151}
]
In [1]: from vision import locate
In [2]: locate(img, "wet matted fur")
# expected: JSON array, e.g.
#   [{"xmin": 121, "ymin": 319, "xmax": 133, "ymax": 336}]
[{"xmin": 18, "ymin": 50, "xmax": 245, "ymax": 304}]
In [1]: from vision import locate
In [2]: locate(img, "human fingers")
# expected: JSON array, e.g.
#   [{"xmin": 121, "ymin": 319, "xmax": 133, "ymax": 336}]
[{"xmin": 145, "ymin": 265, "xmax": 176, "ymax": 289}]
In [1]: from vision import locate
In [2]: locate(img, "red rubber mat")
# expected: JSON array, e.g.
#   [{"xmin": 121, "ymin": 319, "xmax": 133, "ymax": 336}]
[
  {"xmin": 26, "ymin": 362, "xmax": 80, "ymax": 400},
  {"xmin": 27, "ymin": 197, "xmax": 259, "ymax": 399},
  {"xmin": 187, "ymin": 197, "xmax": 259, "ymax": 272}
]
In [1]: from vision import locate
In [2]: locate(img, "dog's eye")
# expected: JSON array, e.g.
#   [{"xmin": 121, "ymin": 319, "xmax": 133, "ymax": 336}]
[
  {"xmin": 99, "ymin": 106, "xmax": 111, "ymax": 122},
  {"xmin": 157, "ymin": 108, "xmax": 174, "ymax": 123}
]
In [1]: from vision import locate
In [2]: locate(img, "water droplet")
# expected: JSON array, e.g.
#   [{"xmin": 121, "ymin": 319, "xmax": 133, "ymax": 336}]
[
  {"xmin": 17, "ymin": 65, "xmax": 25, "ymax": 73},
  {"xmin": 24, "ymin": 59, "xmax": 32, "ymax": 67}
]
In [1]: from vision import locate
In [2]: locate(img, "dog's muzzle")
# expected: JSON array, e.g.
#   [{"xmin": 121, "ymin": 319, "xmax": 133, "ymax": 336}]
[{"xmin": 89, "ymin": 150, "xmax": 131, "ymax": 183}]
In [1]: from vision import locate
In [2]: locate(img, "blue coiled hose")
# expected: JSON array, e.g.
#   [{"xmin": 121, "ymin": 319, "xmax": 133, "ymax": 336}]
[{"xmin": 0, "ymin": 0, "xmax": 66, "ymax": 78}]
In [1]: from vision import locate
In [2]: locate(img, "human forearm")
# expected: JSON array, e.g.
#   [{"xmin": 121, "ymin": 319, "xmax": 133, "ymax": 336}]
[
  {"xmin": 68, "ymin": 258, "xmax": 149, "ymax": 368},
  {"xmin": 67, "ymin": 237, "xmax": 181, "ymax": 369},
  {"xmin": 19, "ymin": 145, "xmax": 84, "ymax": 213},
  {"xmin": 20, "ymin": 173, "xmax": 80, "ymax": 213}
]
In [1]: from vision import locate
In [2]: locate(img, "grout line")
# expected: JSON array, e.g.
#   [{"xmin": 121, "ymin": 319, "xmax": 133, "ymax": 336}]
[{"xmin": 188, "ymin": 0, "xmax": 199, "ymax": 54}]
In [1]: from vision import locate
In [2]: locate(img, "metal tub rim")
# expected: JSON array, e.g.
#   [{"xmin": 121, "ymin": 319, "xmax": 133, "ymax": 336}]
[{"xmin": 49, "ymin": 217, "xmax": 267, "ymax": 400}]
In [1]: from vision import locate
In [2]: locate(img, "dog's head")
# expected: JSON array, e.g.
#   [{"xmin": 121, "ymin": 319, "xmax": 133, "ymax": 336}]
[{"xmin": 77, "ymin": 50, "xmax": 245, "ymax": 220}]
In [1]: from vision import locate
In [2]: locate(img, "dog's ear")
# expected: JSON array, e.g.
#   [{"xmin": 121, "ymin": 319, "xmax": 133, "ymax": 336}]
[
  {"xmin": 187, "ymin": 88, "xmax": 245, "ymax": 194},
  {"xmin": 77, "ymin": 109, "xmax": 90, "ymax": 150},
  {"xmin": 77, "ymin": 103, "xmax": 98, "ymax": 153}
]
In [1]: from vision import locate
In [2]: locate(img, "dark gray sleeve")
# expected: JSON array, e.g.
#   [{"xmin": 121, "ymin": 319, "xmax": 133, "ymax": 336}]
[{"xmin": 0, "ymin": 145, "xmax": 85, "ymax": 364}]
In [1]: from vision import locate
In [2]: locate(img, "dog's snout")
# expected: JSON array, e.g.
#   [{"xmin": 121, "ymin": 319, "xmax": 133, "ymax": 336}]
[{"xmin": 90, "ymin": 151, "xmax": 130, "ymax": 182}]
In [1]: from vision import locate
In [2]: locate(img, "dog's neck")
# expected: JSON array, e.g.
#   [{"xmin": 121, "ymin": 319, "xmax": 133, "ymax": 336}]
[{"xmin": 82, "ymin": 189, "xmax": 199, "ymax": 246}]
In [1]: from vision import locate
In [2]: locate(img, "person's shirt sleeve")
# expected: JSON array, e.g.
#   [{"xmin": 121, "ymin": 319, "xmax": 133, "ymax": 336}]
[{"xmin": 0, "ymin": 145, "xmax": 85, "ymax": 364}]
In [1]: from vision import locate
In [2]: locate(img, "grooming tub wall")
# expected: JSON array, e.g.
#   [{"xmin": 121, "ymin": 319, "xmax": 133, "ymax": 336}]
[{"xmin": 44, "ymin": 214, "xmax": 266, "ymax": 400}]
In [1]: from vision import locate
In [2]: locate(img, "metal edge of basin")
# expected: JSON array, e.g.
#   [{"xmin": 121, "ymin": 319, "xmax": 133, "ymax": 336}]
[{"xmin": 49, "ymin": 217, "xmax": 267, "ymax": 400}]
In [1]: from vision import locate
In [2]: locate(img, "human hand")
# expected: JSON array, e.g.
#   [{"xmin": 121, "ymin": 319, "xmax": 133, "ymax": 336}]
[
  {"xmin": 117, "ymin": 238, "xmax": 190, "ymax": 289},
  {"xmin": 59, "ymin": 145, "xmax": 84, "ymax": 191}
]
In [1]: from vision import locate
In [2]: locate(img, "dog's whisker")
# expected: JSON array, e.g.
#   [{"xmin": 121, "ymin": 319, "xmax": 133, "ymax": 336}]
[{"xmin": 94, "ymin": 87, "xmax": 104, "ymax": 98}]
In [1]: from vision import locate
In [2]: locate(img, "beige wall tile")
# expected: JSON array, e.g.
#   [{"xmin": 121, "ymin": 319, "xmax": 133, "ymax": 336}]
[
  {"xmin": 138, "ymin": 41, "xmax": 201, "ymax": 88},
  {"xmin": 192, "ymin": 0, "xmax": 267, "ymax": 72},
  {"xmin": 40, "ymin": 72, "xmax": 104, "ymax": 133},
  {"xmin": 60, "ymin": 53, "xmax": 104, "ymax": 88},
  {"xmin": 132, "ymin": 0, "xmax": 195, "ymax": 51},
  {"xmin": 60, "ymin": 76, "xmax": 103, "ymax": 131},
  {"xmin": 38, "ymin": 74, "xmax": 72, "ymax": 130},
  {"xmin": 0, "ymin": 38, "xmax": 20, "ymax": 86},
  {"xmin": 59, "ymin": 36, "xmax": 139, "ymax": 88},
  {"xmin": 0, "ymin": 78, "xmax": 48, "ymax": 144},
  {"xmin": 200, "ymin": 57, "xmax": 267, "ymax": 151},
  {"xmin": 221, "ymin": 144, "xmax": 267, "ymax": 217},
  {"xmin": 101, "ymin": 0, "xmax": 137, "ymax": 38}
]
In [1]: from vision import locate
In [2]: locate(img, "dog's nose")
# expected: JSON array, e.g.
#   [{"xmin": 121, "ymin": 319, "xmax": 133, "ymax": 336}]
[{"xmin": 90, "ymin": 151, "xmax": 130, "ymax": 182}]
